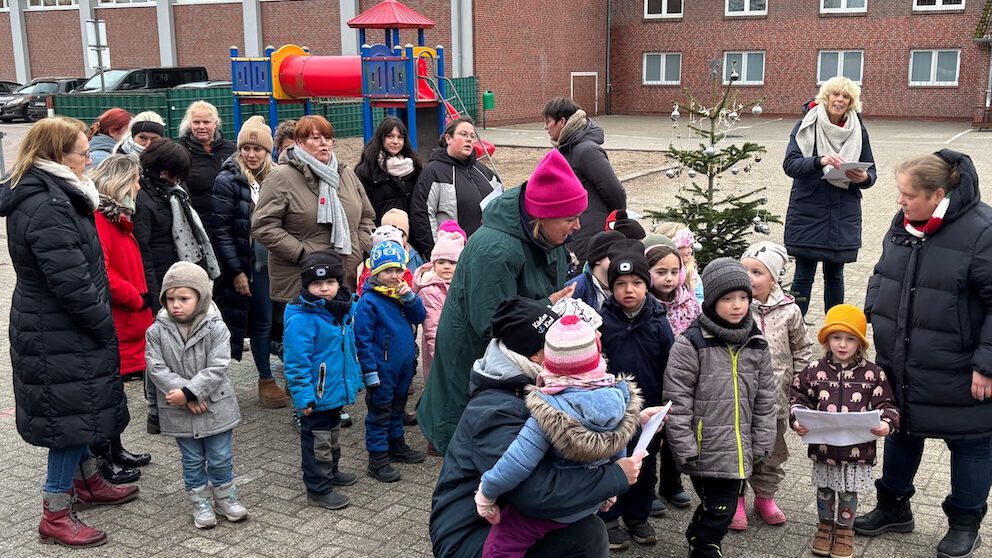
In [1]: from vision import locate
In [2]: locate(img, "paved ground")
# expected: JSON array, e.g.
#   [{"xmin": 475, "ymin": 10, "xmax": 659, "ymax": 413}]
[{"xmin": 1, "ymin": 116, "xmax": 991, "ymax": 557}]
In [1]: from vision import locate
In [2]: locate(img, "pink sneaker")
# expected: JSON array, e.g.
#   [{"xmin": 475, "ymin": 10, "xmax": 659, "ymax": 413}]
[
  {"xmin": 729, "ymin": 496, "xmax": 748, "ymax": 531},
  {"xmin": 754, "ymin": 496, "xmax": 787, "ymax": 525}
]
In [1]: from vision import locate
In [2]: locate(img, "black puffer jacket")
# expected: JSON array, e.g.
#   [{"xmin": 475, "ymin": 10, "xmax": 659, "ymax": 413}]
[
  {"xmin": 557, "ymin": 120, "xmax": 626, "ymax": 262},
  {"xmin": 134, "ymin": 171, "xmax": 179, "ymax": 311},
  {"xmin": 180, "ymin": 132, "xmax": 236, "ymax": 225},
  {"xmin": 0, "ymin": 167, "xmax": 128, "ymax": 448},
  {"xmin": 355, "ymin": 156, "xmax": 419, "ymax": 224},
  {"xmin": 866, "ymin": 149, "xmax": 992, "ymax": 439},
  {"xmin": 211, "ymin": 156, "xmax": 255, "ymax": 359}
]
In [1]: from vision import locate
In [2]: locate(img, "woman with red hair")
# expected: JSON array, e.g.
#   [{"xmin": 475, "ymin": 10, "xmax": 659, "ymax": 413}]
[{"xmin": 87, "ymin": 108, "xmax": 132, "ymax": 169}]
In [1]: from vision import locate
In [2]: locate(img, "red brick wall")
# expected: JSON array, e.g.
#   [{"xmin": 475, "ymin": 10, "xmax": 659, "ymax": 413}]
[
  {"xmin": 26, "ymin": 10, "xmax": 84, "ymax": 77},
  {"xmin": 174, "ymin": 3, "xmax": 244, "ymax": 80},
  {"xmin": 0, "ymin": 13, "xmax": 14, "ymax": 81},
  {"xmin": 95, "ymin": 6, "xmax": 159, "ymax": 70},
  {"xmin": 262, "ymin": 0, "xmax": 340, "ymax": 56},
  {"xmin": 475, "ymin": 0, "xmax": 608, "ymax": 124},
  {"xmin": 610, "ymin": 0, "xmax": 990, "ymax": 119}
]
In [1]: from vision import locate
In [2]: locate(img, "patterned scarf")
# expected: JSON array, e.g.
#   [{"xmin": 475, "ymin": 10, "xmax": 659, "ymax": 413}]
[
  {"xmin": 904, "ymin": 196, "xmax": 950, "ymax": 238},
  {"xmin": 145, "ymin": 172, "xmax": 221, "ymax": 279},
  {"xmin": 366, "ymin": 274, "xmax": 404, "ymax": 302},
  {"xmin": 293, "ymin": 148, "xmax": 351, "ymax": 255}
]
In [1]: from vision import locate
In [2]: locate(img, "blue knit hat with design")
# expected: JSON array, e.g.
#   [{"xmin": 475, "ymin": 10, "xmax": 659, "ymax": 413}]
[{"xmin": 369, "ymin": 240, "xmax": 407, "ymax": 276}]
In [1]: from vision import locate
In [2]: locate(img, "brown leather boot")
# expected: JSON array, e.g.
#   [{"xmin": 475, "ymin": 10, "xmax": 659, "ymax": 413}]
[
  {"xmin": 830, "ymin": 525, "xmax": 854, "ymax": 558},
  {"xmin": 39, "ymin": 491, "xmax": 107, "ymax": 548},
  {"xmin": 811, "ymin": 519, "xmax": 834, "ymax": 556},
  {"xmin": 259, "ymin": 378, "xmax": 289, "ymax": 409},
  {"xmin": 73, "ymin": 458, "xmax": 139, "ymax": 508}
]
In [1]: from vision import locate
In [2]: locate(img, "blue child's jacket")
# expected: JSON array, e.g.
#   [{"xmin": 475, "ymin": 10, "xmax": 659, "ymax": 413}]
[{"xmin": 354, "ymin": 283, "xmax": 427, "ymax": 382}]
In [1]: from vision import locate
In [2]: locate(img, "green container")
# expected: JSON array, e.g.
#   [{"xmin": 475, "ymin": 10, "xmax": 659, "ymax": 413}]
[{"xmin": 482, "ymin": 90, "xmax": 495, "ymax": 111}]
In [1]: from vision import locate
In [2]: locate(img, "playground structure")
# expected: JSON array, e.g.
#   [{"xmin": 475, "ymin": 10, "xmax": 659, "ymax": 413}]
[{"xmin": 229, "ymin": 0, "xmax": 495, "ymax": 163}]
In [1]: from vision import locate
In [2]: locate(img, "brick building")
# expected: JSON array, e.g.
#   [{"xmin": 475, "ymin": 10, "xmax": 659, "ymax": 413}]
[{"xmin": 0, "ymin": 0, "xmax": 989, "ymax": 123}]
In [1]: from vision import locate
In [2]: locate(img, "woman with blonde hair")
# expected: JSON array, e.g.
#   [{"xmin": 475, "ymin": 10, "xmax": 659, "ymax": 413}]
[
  {"xmin": 212, "ymin": 115, "xmax": 286, "ymax": 408},
  {"xmin": 0, "ymin": 117, "xmax": 138, "ymax": 548},
  {"xmin": 783, "ymin": 76, "xmax": 876, "ymax": 315},
  {"xmin": 88, "ymin": 154, "xmax": 154, "ymax": 483},
  {"xmin": 179, "ymin": 100, "xmax": 236, "ymax": 223}
]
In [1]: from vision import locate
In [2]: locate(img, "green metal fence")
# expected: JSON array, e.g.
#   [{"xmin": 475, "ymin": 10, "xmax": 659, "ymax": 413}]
[{"xmin": 52, "ymin": 77, "xmax": 479, "ymax": 139}]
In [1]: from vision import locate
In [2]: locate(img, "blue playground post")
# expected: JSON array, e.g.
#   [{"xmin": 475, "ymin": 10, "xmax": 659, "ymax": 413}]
[{"xmin": 405, "ymin": 44, "xmax": 418, "ymax": 152}]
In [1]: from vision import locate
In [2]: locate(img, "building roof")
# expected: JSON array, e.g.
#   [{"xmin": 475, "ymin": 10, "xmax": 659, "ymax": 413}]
[
  {"xmin": 976, "ymin": 0, "xmax": 992, "ymax": 41},
  {"xmin": 347, "ymin": 0, "xmax": 435, "ymax": 30}
]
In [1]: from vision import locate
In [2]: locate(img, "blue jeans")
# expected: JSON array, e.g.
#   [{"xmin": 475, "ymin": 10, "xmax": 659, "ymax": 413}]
[
  {"xmin": 791, "ymin": 256, "xmax": 845, "ymax": 316},
  {"xmin": 249, "ymin": 263, "xmax": 273, "ymax": 380},
  {"xmin": 44, "ymin": 446, "xmax": 91, "ymax": 493},
  {"xmin": 175, "ymin": 430, "xmax": 235, "ymax": 491},
  {"xmin": 880, "ymin": 432, "xmax": 992, "ymax": 510}
]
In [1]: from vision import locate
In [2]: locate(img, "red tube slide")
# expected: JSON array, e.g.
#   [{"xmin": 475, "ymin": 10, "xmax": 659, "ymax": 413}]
[{"xmin": 279, "ymin": 55, "xmax": 363, "ymax": 98}]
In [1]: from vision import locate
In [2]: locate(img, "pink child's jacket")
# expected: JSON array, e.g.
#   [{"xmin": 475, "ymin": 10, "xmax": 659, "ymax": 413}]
[{"xmin": 413, "ymin": 262, "xmax": 450, "ymax": 378}]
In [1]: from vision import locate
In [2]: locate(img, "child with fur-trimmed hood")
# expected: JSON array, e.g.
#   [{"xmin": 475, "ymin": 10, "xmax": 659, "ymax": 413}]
[{"xmin": 474, "ymin": 314, "xmax": 643, "ymax": 556}]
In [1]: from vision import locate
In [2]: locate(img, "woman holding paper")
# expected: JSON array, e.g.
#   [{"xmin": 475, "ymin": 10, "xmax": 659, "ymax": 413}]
[
  {"xmin": 782, "ymin": 77, "xmax": 876, "ymax": 315},
  {"xmin": 857, "ymin": 150, "xmax": 992, "ymax": 558}
]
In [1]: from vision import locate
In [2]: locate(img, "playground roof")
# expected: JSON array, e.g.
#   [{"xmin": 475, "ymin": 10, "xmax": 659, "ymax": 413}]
[{"xmin": 347, "ymin": 0, "xmax": 435, "ymax": 30}]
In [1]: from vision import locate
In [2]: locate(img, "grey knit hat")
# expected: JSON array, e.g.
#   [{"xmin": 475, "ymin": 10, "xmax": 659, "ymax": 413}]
[
  {"xmin": 700, "ymin": 257, "xmax": 752, "ymax": 315},
  {"xmin": 160, "ymin": 261, "xmax": 213, "ymax": 318}
]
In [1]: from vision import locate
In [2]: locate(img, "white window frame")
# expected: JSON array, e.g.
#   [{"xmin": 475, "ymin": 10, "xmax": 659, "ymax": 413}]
[
  {"xmin": 0, "ymin": 0, "xmax": 9, "ymax": 11},
  {"xmin": 912, "ymin": 0, "xmax": 964, "ymax": 11},
  {"xmin": 96, "ymin": 0, "xmax": 155, "ymax": 6},
  {"xmin": 726, "ymin": 0, "xmax": 768, "ymax": 16},
  {"xmin": 25, "ymin": 0, "xmax": 79, "ymax": 10},
  {"xmin": 908, "ymin": 49, "xmax": 960, "ymax": 87},
  {"xmin": 723, "ymin": 51, "xmax": 765, "ymax": 85},
  {"xmin": 642, "ymin": 52, "xmax": 682, "ymax": 86},
  {"xmin": 817, "ymin": 50, "xmax": 864, "ymax": 84},
  {"xmin": 819, "ymin": 0, "xmax": 867, "ymax": 14},
  {"xmin": 173, "ymin": 0, "xmax": 241, "ymax": 5},
  {"xmin": 644, "ymin": 0, "xmax": 683, "ymax": 19}
]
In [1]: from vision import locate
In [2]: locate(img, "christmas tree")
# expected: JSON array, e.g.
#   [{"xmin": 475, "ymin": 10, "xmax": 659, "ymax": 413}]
[{"xmin": 646, "ymin": 59, "xmax": 780, "ymax": 268}]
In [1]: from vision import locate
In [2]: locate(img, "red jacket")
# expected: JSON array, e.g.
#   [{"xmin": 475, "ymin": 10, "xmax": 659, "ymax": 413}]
[{"xmin": 95, "ymin": 208, "xmax": 154, "ymax": 375}]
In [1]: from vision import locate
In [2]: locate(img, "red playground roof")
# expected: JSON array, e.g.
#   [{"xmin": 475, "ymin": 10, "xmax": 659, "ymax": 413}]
[{"xmin": 347, "ymin": 0, "xmax": 435, "ymax": 29}]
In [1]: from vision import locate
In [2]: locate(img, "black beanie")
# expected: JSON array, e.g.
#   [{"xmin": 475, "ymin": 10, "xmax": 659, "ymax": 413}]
[
  {"xmin": 491, "ymin": 296, "xmax": 561, "ymax": 358},
  {"xmin": 586, "ymin": 230, "xmax": 626, "ymax": 266},
  {"xmin": 300, "ymin": 250, "xmax": 345, "ymax": 289},
  {"xmin": 700, "ymin": 257, "xmax": 753, "ymax": 317},
  {"xmin": 605, "ymin": 210, "xmax": 647, "ymax": 240},
  {"xmin": 607, "ymin": 239, "xmax": 650, "ymax": 288}
]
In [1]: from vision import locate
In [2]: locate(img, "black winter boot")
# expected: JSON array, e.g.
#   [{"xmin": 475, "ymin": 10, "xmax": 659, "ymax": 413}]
[
  {"xmin": 91, "ymin": 442, "xmax": 140, "ymax": 485},
  {"xmin": 853, "ymin": 480, "xmax": 914, "ymax": 536},
  {"xmin": 937, "ymin": 500, "xmax": 985, "ymax": 558},
  {"xmin": 110, "ymin": 434, "xmax": 151, "ymax": 468},
  {"xmin": 389, "ymin": 437, "xmax": 425, "ymax": 464},
  {"xmin": 367, "ymin": 451, "xmax": 401, "ymax": 483}
]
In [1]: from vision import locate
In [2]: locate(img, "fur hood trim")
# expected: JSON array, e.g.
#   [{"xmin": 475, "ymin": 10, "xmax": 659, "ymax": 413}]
[{"xmin": 524, "ymin": 375, "xmax": 643, "ymax": 463}]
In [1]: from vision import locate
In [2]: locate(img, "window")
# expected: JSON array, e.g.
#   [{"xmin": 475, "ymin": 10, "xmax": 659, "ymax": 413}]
[
  {"xmin": 820, "ymin": 0, "xmax": 866, "ymax": 13},
  {"xmin": 726, "ymin": 0, "xmax": 767, "ymax": 16},
  {"xmin": 645, "ymin": 0, "xmax": 683, "ymax": 18},
  {"xmin": 97, "ymin": 0, "xmax": 154, "ymax": 5},
  {"xmin": 0, "ymin": 0, "xmax": 8, "ymax": 10},
  {"xmin": 643, "ymin": 53, "xmax": 682, "ymax": 85},
  {"xmin": 909, "ymin": 49, "xmax": 960, "ymax": 86},
  {"xmin": 27, "ymin": 0, "xmax": 78, "ymax": 7},
  {"xmin": 818, "ymin": 50, "xmax": 863, "ymax": 84},
  {"xmin": 724, "ymin": 51, "xmax": 765, "ymax": 85},
  {"xmin": 913, "ymin": 0, "xmax": 964, "ymax": 10}
]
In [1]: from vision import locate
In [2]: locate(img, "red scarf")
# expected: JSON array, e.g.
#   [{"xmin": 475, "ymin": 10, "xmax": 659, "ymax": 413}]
[{"xmin": 904, "ymin": 196, "xmax": 950, "ymax": 238}]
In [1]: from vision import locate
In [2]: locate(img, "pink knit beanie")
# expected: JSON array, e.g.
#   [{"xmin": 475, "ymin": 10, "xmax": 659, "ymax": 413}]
[
  {"xmin": 431, "ymin": 230, "xmax": 464, "ymax": 263},
  {"xmin": 438, "ymin": 219, "xmax": 467, "ymax": 242},
  {"xmin": 524, "ymin": 150, "xmax": 588, "ymax": 219},
  {"xmin": 542, "ymin": 315, "xmax": 608, "ymax": 380}
]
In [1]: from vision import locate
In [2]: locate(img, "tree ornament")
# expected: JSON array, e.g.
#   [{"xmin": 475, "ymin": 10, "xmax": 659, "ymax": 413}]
[
  {"xmin": 687, "ymin": 169, "xmax": 697, "ymax": 178},
  {"xmin": 731, "ymin": 167, "xmax": 740, "ymax": 175},
  {"xmin": 671, "ymin": 104, "xmax": 681, "ymax": 122},
  {"xmin": 704, "ymin": 145, "xmax": 717, "ymax": 157},
  {"xmin": 754, "ymin": 155, "xmax": 762, "ymax": 163},
  {"xmin": 693, "ymin": 241, "xmax": 703, "ymax": 252},
  {"xmin": 666, "ymin": 168, "xmax": 677, "ymax": 179},
  {"xmin": 728, "ymin": 111, "xmax": 739, "ymax": 122},
  {"xmin": 752, "ymin": 105, "xmax": 763, "ymax": 116}
]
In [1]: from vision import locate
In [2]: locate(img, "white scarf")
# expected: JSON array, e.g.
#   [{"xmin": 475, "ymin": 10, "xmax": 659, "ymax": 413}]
[
  {"xmin": 795, "ymin": 103, "xmax": 863, "ymax": 189},
  {"xmin": 114, "ymin": 135, "xmax": 146, "ymax": 157},
  {"xmin": 35, "ymin": 159, "xmax": 99, "ymax": 210},
  {"xmin": 383, "ymin": 154, "xmax": 415, "ymax": 178},
  {"xmin": 293, "ymin": 148, "xmax": 351, "ymax": 256},
  {"xmin": 249, "ymin": 179, "xmax": 260, "ymax": 205}
]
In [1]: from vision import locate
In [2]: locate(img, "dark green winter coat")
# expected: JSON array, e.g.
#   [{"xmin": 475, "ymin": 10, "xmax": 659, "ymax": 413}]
[{"xmin": 417, "ymin": 184, "xmax": 569, "ymax": 455}]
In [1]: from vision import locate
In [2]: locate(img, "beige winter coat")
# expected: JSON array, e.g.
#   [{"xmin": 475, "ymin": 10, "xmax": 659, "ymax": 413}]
[
  {"xmin": 751, "ymin": 284, "xmax": 814, "ymax": 419},
  {"xmin": 664, "ymin": 322, "xmax": 777, "ymax": 480},
  {"xmin": 252, "ymin": 148, "xmax": 375, "ymax": 301}
]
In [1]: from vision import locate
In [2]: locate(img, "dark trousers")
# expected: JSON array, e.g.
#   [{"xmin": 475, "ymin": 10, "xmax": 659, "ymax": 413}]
[
  {"xmin": 881, "ymin": 432, "xmax": 992, "ymax": 510},
  {"xmin": 247, "ymin": 266, "xmax": 273, "ymax": 379},
  {"xmin": 300, "ymin": 407, "xmax": 342, "ymax": 495},
  {"xmin": 791, "ymin": 256, "xmax": 845, "ymax": 315},
  {"xmin": 271, "ymin": 301, "xmax": 287, "ymax": 359},
  {"xmin": 658, "ymin": 429, "xmax": 686, "ymax": 498},
  {"xmin": 365, "ymin": 365, "xmax": 414, "ymax": 453},
  {"xmin": 523, "ymin": 513, "xmax": 608, "ymax": 558},
  {"xmin": 599, "ymin": 434, "xmax": 661, "ymax": 525},
  {"xmin": 687, "ymin": 476, "xmax": 744, "ymax": 558}
]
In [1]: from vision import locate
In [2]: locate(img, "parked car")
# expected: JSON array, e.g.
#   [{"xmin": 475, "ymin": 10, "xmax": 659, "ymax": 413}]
[
  {"xmin": 73, "ymin": 66, "xmax": 209, "ymax": 93},
  {"xmin": 171, "ymin": 80, "xmax": 232, "ymax": 89},
  {"xmin": 0, "ymin": 77, "xmax": 85, "ymax": 122},
  {"xmin": 0, "ymin": 81, "xmax": 22, "ymax": 94}
]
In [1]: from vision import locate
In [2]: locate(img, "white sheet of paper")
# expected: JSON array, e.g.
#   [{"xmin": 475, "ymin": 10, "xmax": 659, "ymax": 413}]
[
  {"xmin": 633, "ymin": 401, "xmax": 672, "ymax": 456},
  {"xmin": 821, "ymin": 161, "xmax": 874, "ymax": 181},
  {"xmin": 794, "ymin": 408, "xmax": 880, "ymax": 446}
]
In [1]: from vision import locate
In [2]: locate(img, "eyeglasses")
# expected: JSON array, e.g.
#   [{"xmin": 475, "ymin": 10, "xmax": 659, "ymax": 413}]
[
  {"xmin": 454, "ymin": 131, "xmax": 478, "ymax": 141},
  {"xmin": 68, "ymin": 150, "xmax": 91, "ymax": 159}
]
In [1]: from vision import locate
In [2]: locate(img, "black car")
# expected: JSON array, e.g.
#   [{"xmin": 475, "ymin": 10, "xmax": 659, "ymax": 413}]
[
  {"xmin": 0, "ymin": 81, "xmax": 22, "ymax": 94},
  {"xmin": 0, "ymin": 77, "xmax": 85, "ymax": 122},
  {"xmin": 73, "ymin": 66, "xmax": 208, "ymax": 93}
]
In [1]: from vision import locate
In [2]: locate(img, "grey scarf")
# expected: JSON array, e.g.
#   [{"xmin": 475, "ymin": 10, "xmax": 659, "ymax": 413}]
[
  {"xmin": 698, "ymin": 312, "xmax": 755, "ymax": 345},
  {"xmin": 795, "ymin": 103, "xmax": 862, "ymax": 189},
  {"xmin": 551, "ymin": 109, "xmax": 588, "ymax": 148},
  {"xmin": 294, "ymin": 148, "xmax": 351, "ymax": 255},
  {"xmin": 167, "ymin": 184, "xmax": 221, "ymax": 279}
]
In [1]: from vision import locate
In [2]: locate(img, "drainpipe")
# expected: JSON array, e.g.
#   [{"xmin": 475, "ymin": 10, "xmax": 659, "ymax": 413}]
[{"xmin": 605, "ymin": 0, "xmax": 612, "ymax": 114}]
